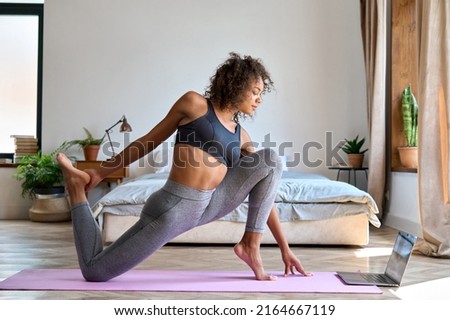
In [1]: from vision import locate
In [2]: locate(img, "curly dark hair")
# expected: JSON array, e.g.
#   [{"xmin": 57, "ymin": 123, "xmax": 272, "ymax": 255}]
[{"xmin": 204, "ymin": 52, "xmax": 274, "ymax": 121}]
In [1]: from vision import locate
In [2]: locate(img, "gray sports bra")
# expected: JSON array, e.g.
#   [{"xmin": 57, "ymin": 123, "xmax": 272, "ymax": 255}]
[{"xmin": 175, "ymin": 99, "xmax": 241, "ymax": 167}]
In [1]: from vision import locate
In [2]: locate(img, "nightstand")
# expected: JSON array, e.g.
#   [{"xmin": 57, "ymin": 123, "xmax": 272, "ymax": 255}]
[
  {"xmin": 328, "ymin": 165, "xmax": 368, "ymax": 188},
  {"xmin": 75, "ymin": 160, "xmax": 129, "ymax": 185}
]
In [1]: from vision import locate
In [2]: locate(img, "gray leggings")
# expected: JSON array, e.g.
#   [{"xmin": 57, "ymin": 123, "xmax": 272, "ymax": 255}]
[{"xmin": 71, "ymin": 148, "xmax": 282, "ymax": 281}]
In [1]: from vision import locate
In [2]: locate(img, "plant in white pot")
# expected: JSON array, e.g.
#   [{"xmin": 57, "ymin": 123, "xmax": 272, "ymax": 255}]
[
  {"xmin": 341, "ymin": 135, "xmax": 368, "ymax": 168},
  {"xmin": 398, "ymin": 84, "xmax": 419, "ymax": 169}
]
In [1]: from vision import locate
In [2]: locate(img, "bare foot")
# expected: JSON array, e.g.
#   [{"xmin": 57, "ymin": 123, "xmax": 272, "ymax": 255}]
[
  {"xmin": 56, "ymin": 153, "xmax": 90, "ymax": 205},
  {"xmin": 234, "ymin": 242, "xmax": 277, "ymax": 281}
]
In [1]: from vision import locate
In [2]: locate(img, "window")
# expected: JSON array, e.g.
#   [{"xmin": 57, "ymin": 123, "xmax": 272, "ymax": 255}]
[{"xmin": 0, "ymin": 3, "xmax": 43, "ymax": 154}]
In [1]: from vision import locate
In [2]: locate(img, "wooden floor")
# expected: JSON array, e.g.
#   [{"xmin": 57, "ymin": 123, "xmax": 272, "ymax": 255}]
[{"xmin": 0, "ymin": 220, "xmax": 449, "ymax": 300}]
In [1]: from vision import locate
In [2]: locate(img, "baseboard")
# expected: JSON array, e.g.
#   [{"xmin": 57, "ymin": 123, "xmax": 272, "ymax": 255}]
[
  {"xmin": 383, "ymin": 215, "xmax": 421, "ymax": 237},
  {"xmin": 0, "ymin": 204, "xmax": 30, "ymax": 220}
]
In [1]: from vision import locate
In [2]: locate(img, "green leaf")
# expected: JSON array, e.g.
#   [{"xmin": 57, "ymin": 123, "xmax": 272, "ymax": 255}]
[{"xmin": 340, "ymin": 135, "xmax": 368, "ymax": 154}]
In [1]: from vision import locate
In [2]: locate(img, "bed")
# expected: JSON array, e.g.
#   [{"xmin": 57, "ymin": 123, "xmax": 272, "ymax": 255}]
[{"xmin": 92, "ymin": 166, "xmax": 380, "ymax": 246}]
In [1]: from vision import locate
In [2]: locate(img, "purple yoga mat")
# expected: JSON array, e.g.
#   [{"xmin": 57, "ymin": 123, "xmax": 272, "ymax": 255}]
[{"xmin": 0, "ymin": 269, "xmax": 382, "ymax": 294}]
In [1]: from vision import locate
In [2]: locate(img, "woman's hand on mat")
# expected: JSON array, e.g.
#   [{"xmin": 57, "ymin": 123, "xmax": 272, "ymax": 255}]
[{"xmin": 281, "ymin": 249, "xmax": 312, "ymax": 277}]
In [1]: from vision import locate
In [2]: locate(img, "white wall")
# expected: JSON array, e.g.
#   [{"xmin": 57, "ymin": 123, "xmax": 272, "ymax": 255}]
[
  {"xmin": 1, "ymin": 0, "xmax": 369, "ymax": 219},
  {"xmin": 0, "ymin": 168, "xmax": 32, "ymax": 219},
  {"xmin": 384, "ymin": 172, "xmax": 420, "ymax": 236},
  {"xmin": 42, "ymin": 0, "xmax": 368, "ymax": 177}
]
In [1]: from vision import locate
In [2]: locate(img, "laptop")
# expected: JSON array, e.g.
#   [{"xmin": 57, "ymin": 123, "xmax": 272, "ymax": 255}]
[{"xmin": 336, "ymin": 231, "xmax": 417, "ymax": 287}]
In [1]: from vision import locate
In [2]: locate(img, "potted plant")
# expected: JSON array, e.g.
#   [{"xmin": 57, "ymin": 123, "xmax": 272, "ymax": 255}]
[
  {"xmin": 341, "ymin": 135, "xmax": 368, "ymax": 168},
  {"xmin": 68, "ymin": 127, "xmax": 105, "ymax": 161},
  {"xmin": 15, "ymin": 142, "xmax": 72, "ymax": 222},
  {"xmin": 398, "ymin": 84, "xmax": 419, "ymax": 169}
]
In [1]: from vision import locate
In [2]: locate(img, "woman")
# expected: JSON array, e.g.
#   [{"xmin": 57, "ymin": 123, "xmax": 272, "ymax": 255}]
[{"xmin": 57, "ymin": 52, "xmax": 310, "ymax": 282}]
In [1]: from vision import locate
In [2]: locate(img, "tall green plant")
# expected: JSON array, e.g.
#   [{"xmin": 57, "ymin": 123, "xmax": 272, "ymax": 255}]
[{"xmin": 401, "ymin": 85, "xmax": 419, "ymax": 147}]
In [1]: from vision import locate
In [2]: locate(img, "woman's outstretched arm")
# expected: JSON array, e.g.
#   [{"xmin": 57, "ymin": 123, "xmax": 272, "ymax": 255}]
[{"xmin": 85, "ymin": 91, "xmax": 204, "ymax": 190}]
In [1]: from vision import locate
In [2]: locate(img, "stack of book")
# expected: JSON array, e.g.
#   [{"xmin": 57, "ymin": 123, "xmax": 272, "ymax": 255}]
[{"xmin": 10, "ymin": 135, "xmax": 39, "ymax": 163}]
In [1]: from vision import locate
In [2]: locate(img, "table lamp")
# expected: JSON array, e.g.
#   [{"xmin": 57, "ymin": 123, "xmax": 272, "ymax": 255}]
[{"xmin": 105, "ymin": 115, "xmax": 132, "ymax": 157}]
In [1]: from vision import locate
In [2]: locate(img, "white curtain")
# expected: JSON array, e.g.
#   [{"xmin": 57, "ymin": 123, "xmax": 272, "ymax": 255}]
[
  {"xmin": 414, "ymin": 0, "xmax": 450, "ymax": 258},
  {"xmin": 360, "ymin": 0, "xmax": 387, "ymax": 215}
]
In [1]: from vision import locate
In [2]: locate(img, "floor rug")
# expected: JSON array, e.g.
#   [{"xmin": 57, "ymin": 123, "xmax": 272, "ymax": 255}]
[{"xmin": 0, "ymin": 269, "xmax": 382, "ymax": 294}]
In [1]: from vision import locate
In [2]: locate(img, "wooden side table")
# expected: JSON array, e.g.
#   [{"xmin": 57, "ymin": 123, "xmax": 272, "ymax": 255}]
[
  {"xmin": 328, "ymin": 165, "xmax": 368, "ymax": 188},
  {"xmin": 75, "ymin": 160, "xmax": 129, "ymax": 185}
]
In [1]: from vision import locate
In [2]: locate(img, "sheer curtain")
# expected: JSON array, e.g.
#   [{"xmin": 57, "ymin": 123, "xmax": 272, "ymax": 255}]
[
  {"xmin": 414, "ymin": 0, "xmax": 450, "ymax": 257},
  {"xmin": 360, "ymin": 0, "xmax": 387, "ymax": 215}
]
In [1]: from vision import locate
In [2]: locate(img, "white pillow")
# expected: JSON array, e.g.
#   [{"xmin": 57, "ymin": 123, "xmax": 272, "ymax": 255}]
[{"xmin": 279, "ymin": 155, "xmax": 288, "ymax": 171}]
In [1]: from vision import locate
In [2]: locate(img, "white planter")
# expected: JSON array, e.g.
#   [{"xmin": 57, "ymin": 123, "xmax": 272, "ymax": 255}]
[{"xmin": 29, "ymin": 192, "xmax": 71, "ymax": 222}]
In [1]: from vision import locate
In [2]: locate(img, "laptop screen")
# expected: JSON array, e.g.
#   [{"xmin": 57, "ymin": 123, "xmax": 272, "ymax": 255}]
[{"xmin": 384, "ymin": 231, "xmax": 417, "ymax": 284}]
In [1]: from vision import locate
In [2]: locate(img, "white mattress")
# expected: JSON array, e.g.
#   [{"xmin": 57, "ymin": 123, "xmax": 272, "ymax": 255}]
[{"xmin": 92, "ymin": 171, "xmax": 380, "ymax": 227}]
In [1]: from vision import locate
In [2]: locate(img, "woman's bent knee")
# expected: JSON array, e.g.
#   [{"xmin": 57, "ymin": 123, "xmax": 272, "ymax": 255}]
[
  {"xmin": 252, "ymin": 148, "xmax": 283, "ymax": 174},
  {"xmin": 81, "ymin": 269, "xmax": 111, "ymax": 282}
]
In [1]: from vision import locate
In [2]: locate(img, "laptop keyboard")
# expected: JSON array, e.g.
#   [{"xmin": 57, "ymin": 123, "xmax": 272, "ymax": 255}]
[{"xmin": 361, "ymin": 273, "xmax": 394, "ymax": 283}]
